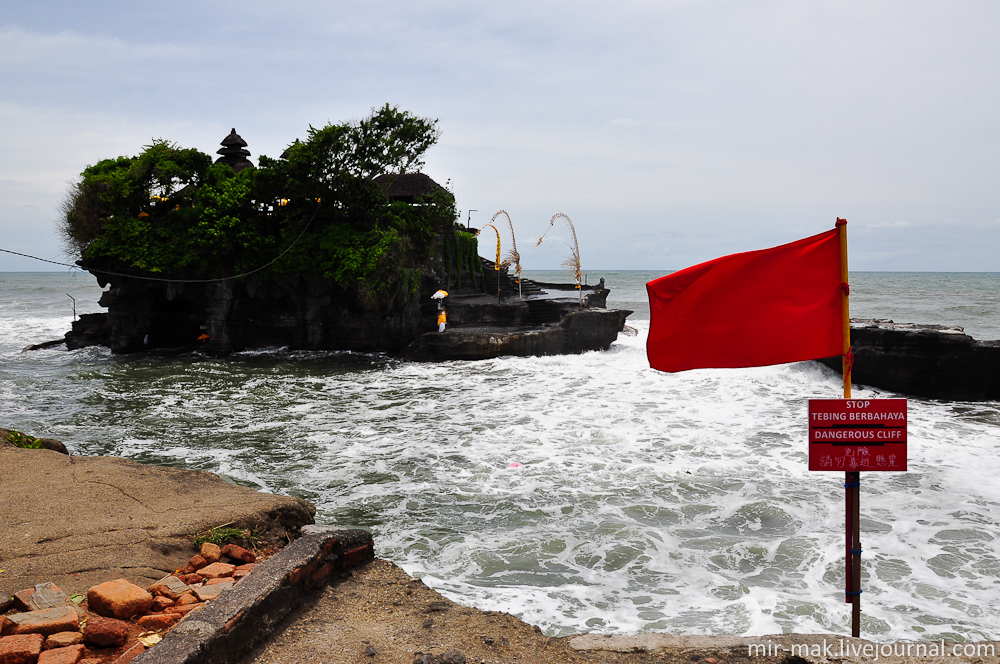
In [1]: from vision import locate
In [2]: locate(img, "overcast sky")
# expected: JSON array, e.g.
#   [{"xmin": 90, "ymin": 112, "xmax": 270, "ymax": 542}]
[{"xmin": 2, "ymin": 1, "xmax": 998, "ymax": 272}]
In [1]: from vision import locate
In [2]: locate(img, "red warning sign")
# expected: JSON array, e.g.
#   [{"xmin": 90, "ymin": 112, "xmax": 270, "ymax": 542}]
[{"xmin": 808, "ymin": 399, "xmax": 907, "ymax": 471}]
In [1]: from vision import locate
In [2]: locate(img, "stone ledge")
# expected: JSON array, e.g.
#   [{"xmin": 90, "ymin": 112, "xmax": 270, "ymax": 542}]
[{"xmin": 132, "ymin": 526, "xmax": 373, "ymax": 664}]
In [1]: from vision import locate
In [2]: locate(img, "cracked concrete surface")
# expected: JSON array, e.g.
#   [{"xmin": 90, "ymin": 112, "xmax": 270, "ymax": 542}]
[{"xmin": 0, "ymin": 440, "xmax": 315, "ymax": 596}]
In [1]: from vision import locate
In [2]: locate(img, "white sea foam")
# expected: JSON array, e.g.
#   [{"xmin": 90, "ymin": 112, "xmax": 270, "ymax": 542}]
[{"xmin": 1, "ymin": 272, "xmax": 999, "ymax": 642}]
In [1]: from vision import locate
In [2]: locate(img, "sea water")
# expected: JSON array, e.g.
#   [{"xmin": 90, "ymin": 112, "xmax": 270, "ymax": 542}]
[{"xmin": 1, "ymin": 270, "xmax": 998, "ymax": 642}]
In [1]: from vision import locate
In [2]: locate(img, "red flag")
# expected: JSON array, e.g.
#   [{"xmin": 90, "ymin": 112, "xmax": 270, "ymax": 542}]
[{"xmin": 646, "ymin": 227, "xmax": 844, "ymax": 372}]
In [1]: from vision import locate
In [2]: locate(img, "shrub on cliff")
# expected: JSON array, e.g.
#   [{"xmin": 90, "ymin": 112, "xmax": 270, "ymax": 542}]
[{"xmin": 60, "ymin": 105, "xmax": 459, "ymax": 302}]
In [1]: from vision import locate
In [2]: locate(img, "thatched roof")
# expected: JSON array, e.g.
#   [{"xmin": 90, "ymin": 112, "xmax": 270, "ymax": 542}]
[
  {"xmin": 220, "ymin": 128, "xmax": 248, "ymax": 148},
  {"xmin": 215, "ymin": 128, "xmax": 253, "ymax": 172},
  {"xmin": 373, "ymin": 173, "xmax": 451, "ymax": 203}
]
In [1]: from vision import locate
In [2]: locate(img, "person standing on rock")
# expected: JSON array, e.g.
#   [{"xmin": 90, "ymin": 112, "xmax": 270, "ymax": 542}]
[{"xmin": 431, "ymin": 289, "xmax": 449, "ymax": 332}]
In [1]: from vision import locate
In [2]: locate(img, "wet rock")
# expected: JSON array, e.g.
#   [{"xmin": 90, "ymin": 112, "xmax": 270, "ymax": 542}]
[
  {"xmin": 401, "ymin": 308, "xmax": 632, "ymax": 362},
  {"xmin": 818, "ymin": 321, "xmax": 1000, "ymax": 401},
  {"xmin": 64, "ymin": 313, "xmax": 110, "ymax": 351},
  {"xmin": 87, "ymin": 579, "xmax": 152, "ymax": 620},
  {"xmin": 83, "ymin": 616, "xmax": 128, "ymax": 647}
]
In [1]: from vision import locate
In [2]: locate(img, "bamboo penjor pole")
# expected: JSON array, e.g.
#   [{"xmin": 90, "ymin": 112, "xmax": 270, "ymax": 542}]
[{"xmin": 837, "ymin": 217, "xmax": 861, "ymax": 638}]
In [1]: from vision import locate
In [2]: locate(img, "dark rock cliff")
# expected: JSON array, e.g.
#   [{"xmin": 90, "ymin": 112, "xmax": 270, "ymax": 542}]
[
  {"xmin": 74, "ymin": 231, "xmax": 490, "ymax": 356},
  {"xmin": 818, "ymin": 320, "xmax": 1000, "ymax": 401}
]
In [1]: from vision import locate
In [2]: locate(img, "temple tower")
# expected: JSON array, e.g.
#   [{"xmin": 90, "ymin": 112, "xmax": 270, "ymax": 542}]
[{"xmin": 215, "ymin": 128, "xmax": 253, "ymax": 172}]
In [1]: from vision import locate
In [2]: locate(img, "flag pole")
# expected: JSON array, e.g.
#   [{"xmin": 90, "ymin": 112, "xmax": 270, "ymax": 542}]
[{"xmin": 837, "ymin": 217, "xmax": 861, "ymax": 638}]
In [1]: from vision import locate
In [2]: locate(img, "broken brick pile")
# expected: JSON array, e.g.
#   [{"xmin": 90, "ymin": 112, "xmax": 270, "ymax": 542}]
[{"xmin": 0, "ymin": 542, "xmax": 258, "ymax": 664}]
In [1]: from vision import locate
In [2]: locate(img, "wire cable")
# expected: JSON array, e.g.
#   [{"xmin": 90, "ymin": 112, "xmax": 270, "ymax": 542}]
[{"xmin": 0, "ymin": 202, "xmax": 322, "ymax": 284}]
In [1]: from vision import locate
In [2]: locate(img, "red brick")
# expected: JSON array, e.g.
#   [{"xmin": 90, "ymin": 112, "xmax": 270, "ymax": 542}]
[
  {"xmin": 87, "ymin": 580, "xmax": 152, "ymax": 620},
  {"xmin": 199, "ymin": 543, "xmax": 222, "ymax": 563},
  {"xmin": 183, "ymin": 555, "xmax": 208, "ymax": 574},
  {"xmin": 37, "ymin": 643, "xmax": 85, "ymax": 664},
  {"xmin": 220, "ymin": 611, "xmax": 243, "ymax": 635},
  {"xmin": 285, "ymin": 567, "xmax": 304, "ymax": 585},
  {"xmin": 176, "ymin": 574, "xmax": 203, "ymax": 585},
  {"xmin": 150, "ymin": 596, "xmax": 175, "ymax": 612},
  {"xmin": 321, "ymin": 538, "xmax": 339, "ymax": 557},
  {"xmin": 166, "ymin": 602, "xmax": 206, "ymax": 616},
  {"xmin": 0, "ymin": 634, "xmax": 44, "ymax": 664},
  {"xmin": 136, "ymin": 613, "xmax": 181, "ymax": 631},
  {"xmin": 312, "ymin": 562, "xmax": 335, "ymax": 583},
  {"xmin": 147, "ymin": 576, "xmax": 192, "ymax": 601},
  {"xmin": 342, "ymin": 543, "xmax": 373, "ymax": 567},
  {"xmin": 43, "ymin": 632, "xmax": 83, "ymax": 649},
  {"xmin": 3, "ymin": 606, "xmax": 79, "ymax": 636},
  {"xmin": 83, "ymin": 616, "xmax": 128, "ymax": 648},
  {"xmin": 220, "ymin": 544, "xmax": 256, "ymax": 564},
  {"xmin": 197, "ymin": 562, "xmax": 234, "ymax": 579},
  {"xmin": 174, "ymin": 592, "xmax": 199, "ymax": 607},
  {"xmin": 11, "ymin": 589, "xmax": 34, "ymax": 612}
]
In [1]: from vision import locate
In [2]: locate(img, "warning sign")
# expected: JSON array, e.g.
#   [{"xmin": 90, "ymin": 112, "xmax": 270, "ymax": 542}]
[{"xmin": 808, "ymin": 399, "xmax": 907, "ymax": 471}]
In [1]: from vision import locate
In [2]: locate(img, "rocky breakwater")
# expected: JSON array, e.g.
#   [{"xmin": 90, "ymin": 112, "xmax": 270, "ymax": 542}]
[
  {"xmin": 818, "ymin": 319, "xmax": 1000, "ymax": 401},
  {"xmin": 401, "ymin": 286, "xmax": 633, "ymax": 362}
]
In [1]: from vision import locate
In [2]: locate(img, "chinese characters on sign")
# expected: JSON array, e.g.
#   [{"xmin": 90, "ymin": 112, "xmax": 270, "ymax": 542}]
[{"xmin": 808, "ymin": 399, "xmax": 907, "ymax": 471}]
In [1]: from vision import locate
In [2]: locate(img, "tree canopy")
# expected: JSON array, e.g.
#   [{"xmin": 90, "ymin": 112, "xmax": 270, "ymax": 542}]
[{"xmin": 60, "ymin": 105, "xmax": 454, "ymax": 298}]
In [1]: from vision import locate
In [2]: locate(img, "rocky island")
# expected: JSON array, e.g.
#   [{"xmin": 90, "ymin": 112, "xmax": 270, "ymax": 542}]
[{"xmin": 49, "ymin": 106, "xmax": 629, "ymax": 360}]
